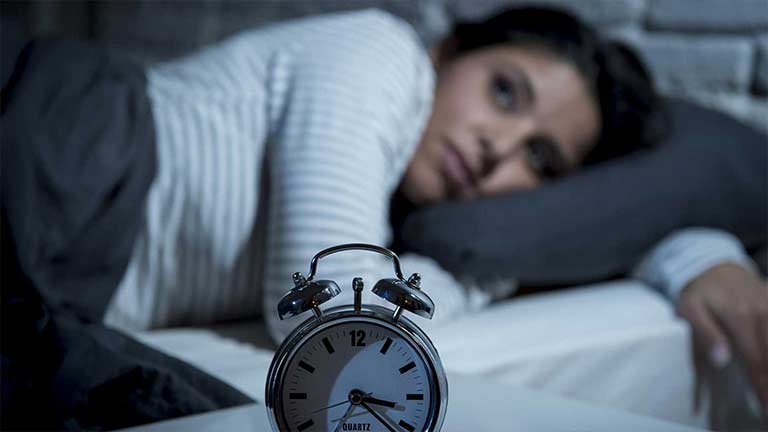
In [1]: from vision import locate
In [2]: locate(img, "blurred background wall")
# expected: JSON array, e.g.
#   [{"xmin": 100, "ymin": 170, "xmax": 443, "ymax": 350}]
[{"xmin": 3, "ymin": 0, "xmax": 767, "ymax": 132}]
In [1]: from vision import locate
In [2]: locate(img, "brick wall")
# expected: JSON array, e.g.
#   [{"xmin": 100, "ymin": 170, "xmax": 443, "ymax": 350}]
[
  {"xmin": 445, "ymin": 0, "xmax": 768, "ymax": 131},
  {"xmin": 6, "ymin": 0, "xmax": 768, "ymax": 131}
]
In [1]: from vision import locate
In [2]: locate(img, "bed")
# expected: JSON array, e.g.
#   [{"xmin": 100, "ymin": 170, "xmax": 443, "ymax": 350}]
[{"xmin": 131, "ymin": 280, "xmax": 722, "ymax": 429}]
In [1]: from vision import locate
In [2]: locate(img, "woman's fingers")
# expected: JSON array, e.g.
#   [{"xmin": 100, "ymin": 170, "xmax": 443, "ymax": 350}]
[
  {"xmin": 679, "ymin": 264, "xmax": 768, "ymax": 416},
  {"xmin": 678, "ymin": 295, "xmax": 731, "ymax": 368},
  {"xmin": 718, "ymin": 286, "xmax": 768, "ymax": 409},
  {"xmin": 678, "ymin": 297, "xmax": 730, "ymax": 414},
  {"xmin": 750, "ymin": 293, "xmax": 768, "ymax": 410},
  {"xmin": 723, "ymin": 309, "xmax": 767, "ymax": 406},
  {"xmin": 756, "ymin": 310, "xmax": 768, "ymax": 411}
]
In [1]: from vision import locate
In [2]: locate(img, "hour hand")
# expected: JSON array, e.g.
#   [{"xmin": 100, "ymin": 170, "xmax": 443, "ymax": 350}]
[{"xmin": 362, "ymin": 396, "xmax": 404, "ymax": 411}]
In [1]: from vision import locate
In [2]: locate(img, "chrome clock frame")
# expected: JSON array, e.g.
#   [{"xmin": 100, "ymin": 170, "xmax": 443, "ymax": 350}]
[{"xmin": 265, "ymin": 304, "xmax": 448, "ymax": 432}]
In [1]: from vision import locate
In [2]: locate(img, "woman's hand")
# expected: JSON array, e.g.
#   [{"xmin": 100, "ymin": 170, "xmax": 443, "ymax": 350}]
[{"xmin": 677, "ymin": 262, "xmax": 768, "ymax": 413}]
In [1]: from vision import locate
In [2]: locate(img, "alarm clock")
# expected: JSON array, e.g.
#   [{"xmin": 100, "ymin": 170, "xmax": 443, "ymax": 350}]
[{"xmin": 265, "ymin": 243, "xmax": 448, "ymax": 432}]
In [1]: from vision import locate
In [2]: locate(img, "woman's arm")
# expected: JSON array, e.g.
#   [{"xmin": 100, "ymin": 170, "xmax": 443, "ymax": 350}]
[
  {"xmin": 259, "ymin": 11, "xmax": 472, "ymax": 342},
  {"xmin": 632, "ymin": 228, "xmax": 756, "ymax": 302},
  {"xmin": 633, "ymin": 228, "xmax": 768, "ymax": 410}
]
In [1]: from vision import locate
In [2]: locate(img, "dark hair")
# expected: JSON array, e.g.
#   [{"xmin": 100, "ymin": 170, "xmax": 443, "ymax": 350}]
[{"xmin": 444, "ymin": 6, "xmax": 666, "ymax": 165}]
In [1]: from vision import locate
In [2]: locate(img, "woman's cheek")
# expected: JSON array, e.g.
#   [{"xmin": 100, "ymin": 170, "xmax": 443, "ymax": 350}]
[
  {"xmin": 477, "ymin": 159, "xmax": 540, "ymax": 196},
  {"xmin": 401, "ymin": 156, "xmax": 447, "ymax": 205}
]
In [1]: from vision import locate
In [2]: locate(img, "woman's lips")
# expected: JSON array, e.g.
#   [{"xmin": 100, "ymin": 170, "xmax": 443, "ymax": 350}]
[{"xmin": 442, "ymin": 140, "xmax": 475, "ymax": 195}]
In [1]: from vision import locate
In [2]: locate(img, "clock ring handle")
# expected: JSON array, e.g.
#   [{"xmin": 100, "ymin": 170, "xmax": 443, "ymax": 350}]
[{"xmin": 305, "ymin": 243, "xmax": 405, "ymax": 281}]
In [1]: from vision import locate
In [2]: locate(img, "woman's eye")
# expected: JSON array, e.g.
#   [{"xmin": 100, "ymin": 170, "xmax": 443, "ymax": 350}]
[
  {"xmin": 525, "ymin": 137, "xmax": 566, "ymax": 179},
  {"xmin": 491, "ymin": 75, "xmax": 517, "ymax": 111}
]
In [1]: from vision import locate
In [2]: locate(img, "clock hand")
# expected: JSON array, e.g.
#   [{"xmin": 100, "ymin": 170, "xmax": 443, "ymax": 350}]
[
  {"xmin": 311, "ymin": 392, "xmax": 373, "ymax": 414},
  {"xmin": 362, "ymin": 396, "xmax": 404, "ymax": 411},
  {"xmin": 360, "ymin": 401, "xmax": 397, "ymax": 432},
  {"xmin": 333, "ymin": 403, "xmax": 356, "ymax": 432},
  {"xmin": 310, "ymin": 400, "xmax": 348, "ymax": 414},
  {"xmin": 362, "ymin": 396, "xmax": 396, "ymax": 408}
]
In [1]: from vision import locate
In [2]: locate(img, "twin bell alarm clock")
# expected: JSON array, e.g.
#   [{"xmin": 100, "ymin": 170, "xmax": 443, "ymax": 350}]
[{"xmin": 265, "ymin": 243, "xmax": 448, "ymax": 432}]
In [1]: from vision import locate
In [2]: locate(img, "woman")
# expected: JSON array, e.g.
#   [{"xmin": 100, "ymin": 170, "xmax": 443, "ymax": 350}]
[
  {"xmin": 106, "ymin": 7, "xmax": 657, "ymax": 335},
  {"xmin": 2, "ymin": 5, "xmax": 764, "ymax": 429},
  {"xmin": 104, "ymin": 4, "xmax": 765, "ymax": 415}
]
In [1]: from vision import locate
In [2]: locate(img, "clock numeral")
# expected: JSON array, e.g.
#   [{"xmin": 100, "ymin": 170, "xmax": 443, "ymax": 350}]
[{"xmin": 349, "ymin": 330, "xmax": 366, "ymax": 346}]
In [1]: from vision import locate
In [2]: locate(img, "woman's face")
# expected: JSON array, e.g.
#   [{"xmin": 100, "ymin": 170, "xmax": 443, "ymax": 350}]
[{"xmin": 400, "ymin": 43, "xmax": 601, "ymax": 205}]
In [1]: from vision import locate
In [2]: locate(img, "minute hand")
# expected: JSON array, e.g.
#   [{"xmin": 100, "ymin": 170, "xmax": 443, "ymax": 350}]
[{"xmin": 361, "ymin": 401, "xmax": 397, "ymax": 432}]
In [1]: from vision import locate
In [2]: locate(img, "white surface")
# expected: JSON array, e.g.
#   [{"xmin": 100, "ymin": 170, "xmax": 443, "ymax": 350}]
[
  {"xmin": 422, "ymin": 280, "xmax": 707, "ymax": 427},
  {"xmin": 132, "ymin": 280, "xmax": 707, "ymax": 428},
  {"xmin": 119, "ymin": 373, "xmax": 705, "ymax": 432}
]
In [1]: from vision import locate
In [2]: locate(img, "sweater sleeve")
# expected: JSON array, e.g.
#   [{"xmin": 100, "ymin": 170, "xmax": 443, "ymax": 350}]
[
  {"xmin": 632, "ymin": 227, "xmax": 757, "ymax": 303},
  {"xmin": 259, "ymin": 11, "xmax": 472, "ymax": 343}
]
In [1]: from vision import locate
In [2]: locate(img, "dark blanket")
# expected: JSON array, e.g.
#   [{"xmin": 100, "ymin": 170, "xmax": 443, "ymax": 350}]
[{"xmin": 1, "ymin": 32, "xmax": 252, "ymax": 430}]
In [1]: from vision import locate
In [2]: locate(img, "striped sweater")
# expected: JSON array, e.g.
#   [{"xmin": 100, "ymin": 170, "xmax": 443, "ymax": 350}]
[{"xmin": 104, "ymin": 9, "xmax": 752, "ymax": 342}]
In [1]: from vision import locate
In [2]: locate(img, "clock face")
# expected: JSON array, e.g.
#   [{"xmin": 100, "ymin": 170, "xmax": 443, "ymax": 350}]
[{"xmin": 277, "ymin": 320, "xmax": 434, "ymax": 432}]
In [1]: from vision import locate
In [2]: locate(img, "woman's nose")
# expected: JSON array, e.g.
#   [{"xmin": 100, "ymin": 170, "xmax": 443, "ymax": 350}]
[
  {"xmin": 478, "ymin": 136, "xmax": 497, "ymax": 177},
  {"xmin": 479, "ymin": 116, "xmax": 537, "ymax": 176}
]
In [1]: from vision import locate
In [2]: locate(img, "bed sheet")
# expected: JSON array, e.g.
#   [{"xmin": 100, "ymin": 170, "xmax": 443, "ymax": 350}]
[{"xmin": 133, "ymin": 280, "xmax": 708, "ymax": 427}]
